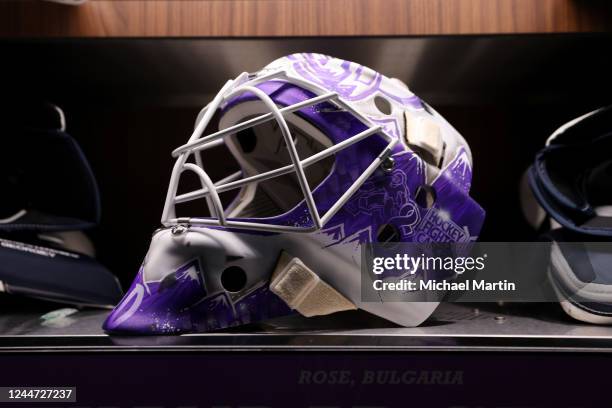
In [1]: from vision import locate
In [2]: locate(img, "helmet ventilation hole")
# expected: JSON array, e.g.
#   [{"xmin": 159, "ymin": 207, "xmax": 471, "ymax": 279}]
[
  {"xmin": 236, "ymin": 128, "xmax": 257, "ymax": 153},
  {"xmin": 376, "ymin": 223, "xmax": 400, "ymax": 244},
  {"xmin": 374, "ymin": 96, "xmax": 393, "ymax": 115},
  {"xmin": 415, "ymin": 185, "xmax": 437, "ymax": 209},
  {"xmin": 221, "ymin": 266, "xmax": 247, "ymax": 292}
]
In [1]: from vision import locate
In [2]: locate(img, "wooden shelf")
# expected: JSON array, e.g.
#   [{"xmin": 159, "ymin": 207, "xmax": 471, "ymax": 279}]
[{"xmin": 0, "ymin": 0, "xmax": 610, "ymax": 38}]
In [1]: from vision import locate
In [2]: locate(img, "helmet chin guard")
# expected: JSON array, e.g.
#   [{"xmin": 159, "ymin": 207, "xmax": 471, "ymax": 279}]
[{"xmin": 105, "ymin": 53, "xmax": 485, "ymax": 334}]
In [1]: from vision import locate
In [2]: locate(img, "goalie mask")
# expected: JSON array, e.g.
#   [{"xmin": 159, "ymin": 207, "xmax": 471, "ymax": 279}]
[{"xmin": 104, "ymin": 53, "xmax": 485, "ymax": 334}]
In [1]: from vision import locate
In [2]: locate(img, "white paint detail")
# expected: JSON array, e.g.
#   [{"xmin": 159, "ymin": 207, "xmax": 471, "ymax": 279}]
[{"xmin": 107, "ymin": 284, "xmax": 145, "ymax": 327}]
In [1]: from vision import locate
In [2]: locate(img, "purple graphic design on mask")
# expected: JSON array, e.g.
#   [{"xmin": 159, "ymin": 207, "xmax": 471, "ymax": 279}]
[
  {"xmin": 103, "ymin": 261, "xmax": 204, "ymax": 333},
  {"xmin": 191, "ymin": 284, "xmax": 292, "ymax": 332},
  {"xmin": 413, "ymin": 148, "xmax": 483, "ymax": 244},
  {"xmin": 320, "ymin": 147, "xmax": 484, "ymax": 248},
  {"xmin": 287, "ymin": 53, "xmax": 423, "ymax": 108},
  {"xmin": 223, "ymin": 81, "xmax": 483, "ymax": 249},
  {"xmin": 318, "ymin": 152, "xmax": 424, "ymax": 247},
  {"xmin": 443, "ymin": 148, "xmax": 473, "ymax": 193},
  {"xmin": 103, "ymin": 261, "xmax": 292, "ymax": 334}
]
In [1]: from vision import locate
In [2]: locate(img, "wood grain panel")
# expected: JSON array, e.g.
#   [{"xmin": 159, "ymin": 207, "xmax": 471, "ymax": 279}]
[{"xmin": 0, "ymin": 0, "xmax": 610, "ymax": 37}]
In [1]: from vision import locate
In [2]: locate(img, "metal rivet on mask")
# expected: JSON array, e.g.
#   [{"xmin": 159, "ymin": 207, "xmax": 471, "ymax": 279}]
[
  {"xmin": 171, "ymin": 224, "xmax": 188, "ymax": 235},
  {"xmin": 381, "ymin": 157, "xmax": 395, "ymax": 173}
]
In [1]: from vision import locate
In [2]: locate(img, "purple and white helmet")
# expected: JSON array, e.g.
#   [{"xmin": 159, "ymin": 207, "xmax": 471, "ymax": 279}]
[{"xmin": 104, "ymin": 53, "xmax": 485, "ymax": 334}]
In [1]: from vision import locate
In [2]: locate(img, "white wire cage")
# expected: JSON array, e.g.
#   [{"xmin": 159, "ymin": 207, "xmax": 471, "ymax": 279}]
[{"xmin": 162, "ymin": 69, "xmax": 397, "ymax": 233}]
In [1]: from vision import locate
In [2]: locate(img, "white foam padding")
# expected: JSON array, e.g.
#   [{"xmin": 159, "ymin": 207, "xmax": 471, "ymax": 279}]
[
  {"xmin": 270, "ymin": 252, "xmax": 356, "ymax": 317},
  {"xmin": 404, "ymin": 111, "xmax": 443, "ymax": 165}
]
